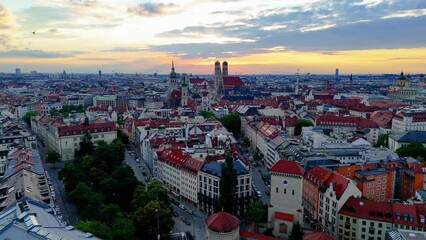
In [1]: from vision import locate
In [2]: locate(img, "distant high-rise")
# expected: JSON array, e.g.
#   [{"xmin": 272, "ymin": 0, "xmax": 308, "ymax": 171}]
[
  {"xmin": 214, "ymin": 61, "xmax": 224, "ymax": 96},
  {"xmin": 222, "ymin": 61, "xmax": 228, "ymax": 76},
  {"xmin": 350, "ymin": 74, "xmax": 353, "ymax": 90},
  {"xmin": 335, "ymin": 68, "xmax": 339, "ymax": 79},
  {"xmin": 419, "ymin": 74, "xmax": 424, "ymax": 89},
  {"xmin": 15, "ymin": 68, "xmax": 21, "ymax": 75},
  {"xmin": 98, "ymin": 70, "xmax": 102, "ymax": 78}
]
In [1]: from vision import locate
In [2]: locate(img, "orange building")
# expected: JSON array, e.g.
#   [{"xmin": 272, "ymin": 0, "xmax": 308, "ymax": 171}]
[
  {"xmin": 302, "ymin": 166, "xmax": 332, "ymax": 221},
  {"xmin": 337, "ymin": 161, "xmax": 401, "ymax": 202}
]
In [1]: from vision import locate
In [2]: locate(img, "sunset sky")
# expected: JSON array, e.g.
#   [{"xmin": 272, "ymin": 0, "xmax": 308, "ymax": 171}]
[{"xmin": 0, "ymin": 0, "xmax": 425, "ymax": 74}]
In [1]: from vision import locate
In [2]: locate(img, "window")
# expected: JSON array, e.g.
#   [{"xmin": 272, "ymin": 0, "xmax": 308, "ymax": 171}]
[
  {"xmin": 276, "ymin": 187, "xmax": 278, "ymax": 193},
  {"xmin": 292, "ymin": 190, "xmax": 295, "ymax": 195},
  {"xmin": 284, "ymin": 188, "xmax": 286, "ymax": 194}
]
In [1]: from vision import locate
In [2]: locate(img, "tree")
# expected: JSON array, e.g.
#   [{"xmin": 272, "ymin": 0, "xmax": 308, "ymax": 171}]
[
  {"xmin": 200, "ymin": 110, "xmax": 214, "ymax": 119},
  {"xmin": 111, "ymin": 217, "xmax": 135, "ymax": 240},
  {"xmin": 219, "ymin": 113, "xmax": 241, "ymax": 137},
  {"xmin": 294, "ymin": 119, "xmax": 314, "ymax": 136},
  {"xmin": 76, "ymin": 133, "xmax": 95, "ymax": 157},
  {"xmin": 396, "ymin": 142, "xmax": 426, "ymax": 162},
  {"xmin": 75, "ymin": 220, "xmax": 112, "ymax": 240},
  {"xmin": 46, "ymin": 150, "xmax": 61, "ymax": 165},
  {"xmin": 219, "ymin": 153, "xmax": 238, "ymax": 214},
  {"xmin": 375, "ymin": 133, "xmax": 390, "ymax": 147},
  {"xmin": 131, "ymin": 180, "xmax": 170, "ymax": 211},
  {"xmin": 289, "ymin": 222, "xmax": 304, "ymax": 240},
  {"xmin": 242, "ymin": 137, "xmax": 250, "ymax": 148},
  {"xmin": 117, "ymin": 129, "xmax": 130, "ymax": 144},
  {"xmin": 58, "ymin": 162, "xmax": 86, "ymax": 192},
  {"xmin": 22, "ymin": 111, "xmax": 37, "ymax": 127},
  {"xmin": 68, "ymin": 182, "xmax": 103, "ymax": 219},
  {"xmin": 133, "ymin": 200, "xmax": 174, "ymax": 239},
  {"xmin": 245, "ymin": 201, "xmax": 268, "ymax": 233},
  {"xmin": 253, "ymin": 150, "xmax": 262, "ymax": 162}
]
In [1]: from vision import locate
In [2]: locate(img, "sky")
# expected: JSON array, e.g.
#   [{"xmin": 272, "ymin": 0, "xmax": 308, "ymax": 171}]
[{"xmin": 0, "ymin": 0, "xmax": 425, "ymax": 74}]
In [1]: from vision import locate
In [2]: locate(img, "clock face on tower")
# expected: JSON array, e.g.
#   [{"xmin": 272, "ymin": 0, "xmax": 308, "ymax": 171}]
[{"xmin": 282, "ymin": 179, "xmax": 289, "ymax": 185}]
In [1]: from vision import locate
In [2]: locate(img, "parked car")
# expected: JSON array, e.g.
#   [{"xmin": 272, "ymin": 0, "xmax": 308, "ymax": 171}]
[
  {"xmin": 265, "ymin": 190, "xmax": 270, "ymax": 196},
  {"xmin": 179, "ymin": 204, "xmax": 185, "ymax": 210},
  {"xmin": 172, "ymin": 211, "xmax": 179, "ymax": 217},
  {"xmin": 186, "ymin": 209, "xmax": 194, "ymax": 215},
  {"xmin": 135, "ymin": 158, "xmax": 140, "ymax": 163},
  {"xmin": 257, "ymin": 191, "xmax": 262, "ymax": 198}
]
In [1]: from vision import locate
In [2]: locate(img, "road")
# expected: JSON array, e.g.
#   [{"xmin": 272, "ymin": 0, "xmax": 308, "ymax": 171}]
[
  {"xmin": 171, "ymin": 200, "xmax": 206, "ymax": 240},
  {"xmin": 244, "ymin": 146, "xmax": 271, "ymax": 204},
  {"xmin": 123, "ymin": 146, "xmax": 151, "ymax": 184},
  {"xmin": 37, "ymin": 141, "xmax": 78, "ymax": 226}
]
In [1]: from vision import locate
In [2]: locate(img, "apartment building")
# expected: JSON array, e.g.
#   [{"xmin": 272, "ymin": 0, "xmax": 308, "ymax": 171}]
[
  {"xmin": 392, "ymin": 109, "xmax": 426, "ymax": 133},
  {"xmin": 198, "ymin": 159, "xmax": 251, "ymax": 216},
  {"xmin": 338, "ymin": 197, "xmax": 426, "ymax": 240},
  {"xmin": 303, "ymin": 165, "xmax": 332, "ymax": 221}
]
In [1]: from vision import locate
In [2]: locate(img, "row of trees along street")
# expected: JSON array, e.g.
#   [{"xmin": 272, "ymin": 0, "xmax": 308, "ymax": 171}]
[{"xmin": 58, "ymin": 133, "xmax": 174, "ymax": 240}]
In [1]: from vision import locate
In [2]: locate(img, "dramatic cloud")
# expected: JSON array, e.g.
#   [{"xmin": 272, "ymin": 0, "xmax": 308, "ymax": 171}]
[
  {"xmin": 128, "ymin": 2, "xmax": 178, "ymax": 17},
  {"xmin": 0, "ymin": 4, "xmax": 14, "ymax": 30}
]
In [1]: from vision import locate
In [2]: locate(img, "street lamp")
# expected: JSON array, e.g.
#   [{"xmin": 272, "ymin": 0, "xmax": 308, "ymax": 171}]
[{"xmin": 155, "ymin": 209, "xmax": 160, "ymax": 240}]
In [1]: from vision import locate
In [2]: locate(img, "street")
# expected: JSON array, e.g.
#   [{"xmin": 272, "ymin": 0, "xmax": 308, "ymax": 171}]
[
  {"xmin": 171, "ymin": 200, "xmax": 206, "ymax": 240},
  {"xmin": 37, "ymin": 141, "xmax": 78, "ymax": 226}
]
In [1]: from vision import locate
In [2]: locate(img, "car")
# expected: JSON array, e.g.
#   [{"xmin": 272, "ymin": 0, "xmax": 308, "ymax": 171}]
[
  {"xmin": 265, "ymin": 190, "xmax": 270, "ymax": 196},
  {"xmin": 142, "ymin": 171, "xmax": 147, "ymax": 176},
  {"xmin": 52, "ymin": 196, "xmax": 57, "ymax": 201},
  {"xmin": 136, "ymin": 158, "xmax": 140, "ymax": 163},
  {"xmin": 257, "ymin": 191, "xmax": 262, "ymax": 198},
  {"xmin": 172, "ymin": 211, "xmax": 179, "ymax": 217},
  {"xmin": 186, "ymin": 209, "xmax": 194, "ymax": 215},
  {"xmin": 179, "ymin": 204, "xmax": 185, "ymax": 210}
]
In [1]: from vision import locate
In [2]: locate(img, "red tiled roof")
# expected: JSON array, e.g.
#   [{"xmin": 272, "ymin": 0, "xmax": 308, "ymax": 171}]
[
  {"xmin": 189, "ymin": 78, "xmax": 206, "ymax": 84},
  {"xmin": 324, "ymin": 172, "xmax": 349, "ymax": 199},
  {"xmin": 274, "ymin": 211, "xmax": 294, "ymax": 222},
  {"xmin": 339, "ymin": 197, "xmax": 393, "ymax": 223},
  {"xmin": 304, "ymin": 166, "xmax": 332, "ymax": 187},
  {"xmin": 181, "ymin": 157, "xmax": 204, "ymax": 175},
  {"xmin": 205, "ymin": 211, "xmax": 240, "ymax": 232},
  {"xmin": 57, "ymin": 122, "xmax": 116, "ymax": 137},
  {"xmin": 303, "ymin": 232, "xmax": 336, "ymax": 240},
  {"xmin": 316, "ymin": 115, "xmax": 377, "ymax": 128},
  {"xmin": 223, "ymin": 76, "xmax": 244, "ymax": 88},
  {"xmin": 270, "ymin": 160, "xmax": 304, "ymax": 176},
  {"xmin": 158, "ymin": 149, "xmax": 188, "ymax": 166}
]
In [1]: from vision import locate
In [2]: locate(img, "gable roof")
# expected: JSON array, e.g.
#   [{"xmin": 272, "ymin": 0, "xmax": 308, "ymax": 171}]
[
  {"xmin": 270, "ymin": 160, "xmax": 304, "ymax": 176},
  {"xmin": 390, "ymin": 131, "xmax": 426, "ymax": 143}
]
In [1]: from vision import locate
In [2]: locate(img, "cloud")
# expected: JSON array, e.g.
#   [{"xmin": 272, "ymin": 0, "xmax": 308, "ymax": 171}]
[
  {"xmin": 128, "ymin": 2, "xmax": 178, "ymax": 17},
  {"xmin": 0, "ymin": 4, "xmax": 14, "ymax": 30},
  {"xmin": 0, "ymin": 35, "xmax": 10, "ymax": 48},
  {"xmin": 102, "ymin": 47, "xmax": 147, "ymax": 52},
  {"xmin": 0, "ymin": 50, "xmax": 75, "ymax": 58},
  {"xmin": 151, "ymin": 0, "xmax": 426, "ymax": 59}
]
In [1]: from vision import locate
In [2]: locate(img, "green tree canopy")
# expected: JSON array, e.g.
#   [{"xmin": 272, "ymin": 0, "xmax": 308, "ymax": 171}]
[
  {"xmin": 46, "ymin": 150, "xmax": 61, "ymax": 165},
  {"xmin": 75, "ymin": 220, "xmax": 111, "ymax": 240},
  {"xmin": 375, "ymin": 133, "xmax": 390, "ymax": 147},
  {"xmin": 69, "ymin": 182, "xmax": 104, "ymax": 220},
  {"xmin": 289, "ymin": 222, "xmax": 304, "ymax": 240},
  {"xmin": 200, "ymin": 110, "xmax": 214, "ymax": 119},
  {"xmin": 219, "ymin": 153, "xmax": 238, "ymax": 214},
  {"xmin": 131, "ymin": 180, "xmax": 170, "ymax": 211},
  {"xmin": 219, "ymin": 113, "xmax": 241, "ymax": 137},
  {"xmin": 133, "ymin": 200, "xmax": 174, "ymax": 239},
  {"xmin": 294, "ymin": 119, "xmax": 314, "ymax": 136},
  {"xmin": 396, "ymin": 142, "xmax": 426, "ymax": 162},
  {"xmin": 22, "ymin": 111, "xmax": 37, "ymax": 127},
  {"xmin": 111, "ymin": 217, "xmax": 135, "ymax": 240},
  {"xmin": 76, "ymin": 133, "xmax": 95, "ymax": 158},
  {"xmin": 245, "ymin": 201, "xmax": 268, "ymax": 233}
]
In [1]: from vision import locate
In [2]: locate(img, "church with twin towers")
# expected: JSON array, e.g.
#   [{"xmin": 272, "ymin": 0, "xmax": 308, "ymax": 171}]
[{"xmin": 214, "ymin": 60, "xmax": 227, "ymax": 96}]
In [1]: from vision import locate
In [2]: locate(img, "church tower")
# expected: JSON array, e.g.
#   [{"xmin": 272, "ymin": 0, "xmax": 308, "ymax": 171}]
[
  {"xmin": 222, "ymin": 61, "xmax": 228, "ymax": 76},
  {"xmin": 214, "ymin": 61, "xmax": 224, "ymax": 96},
  {"xmin": 181, "ymin": 74, "xmax": 188, "ymax": 107},
  {"xmin": 168, "ymin": 60, "xmax": 179, "ymax": 89},
  {"xmin": 350, "ymin": 74, "xmax": 353, "ymax": 90}
]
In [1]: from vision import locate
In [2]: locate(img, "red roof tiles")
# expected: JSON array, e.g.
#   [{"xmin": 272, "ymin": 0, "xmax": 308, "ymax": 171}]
[
  {"xmin": 205, "ymin": 211, "xmax": 240, "ymax": 232},
  {"xmin": 270, "ymin": 160, "xmax": 304, "ymax": 176}
]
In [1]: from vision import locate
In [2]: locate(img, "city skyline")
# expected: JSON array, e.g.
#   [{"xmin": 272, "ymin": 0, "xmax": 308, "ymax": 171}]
[{"xmin": 0, "ymin": 0, "xmax": 425, "ymax": 74}]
